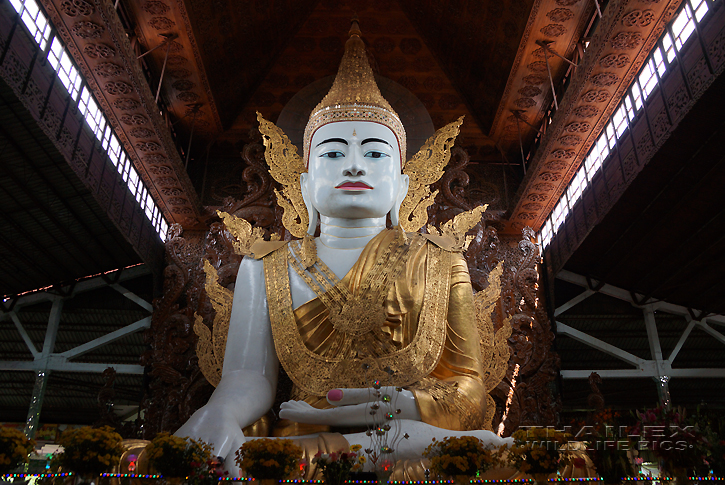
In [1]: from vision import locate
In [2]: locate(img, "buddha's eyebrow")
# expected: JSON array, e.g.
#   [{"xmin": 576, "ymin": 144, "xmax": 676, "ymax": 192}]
[
  {"xmin": 316, "ymin": 138, "xmax": 348, "ymax": 147},
  {"xmin": 361, "ymin": 138, "xmax": 391, "ymax": 146}
]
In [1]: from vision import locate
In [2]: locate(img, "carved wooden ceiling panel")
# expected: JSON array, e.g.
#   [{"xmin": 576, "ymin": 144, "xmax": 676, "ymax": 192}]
[{"xmin": 218, "ymin": 0, "xmax": 517, "ymax": 162}]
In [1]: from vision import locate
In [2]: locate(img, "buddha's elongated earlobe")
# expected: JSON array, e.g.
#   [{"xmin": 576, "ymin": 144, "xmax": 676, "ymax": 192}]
[
  {"xmin": 390, "ymin": 173, "xmax": 410, "ymax": 227},
  {"xmin": 300, "ymin": 173, "xmax": 319, "ymax": 236}
]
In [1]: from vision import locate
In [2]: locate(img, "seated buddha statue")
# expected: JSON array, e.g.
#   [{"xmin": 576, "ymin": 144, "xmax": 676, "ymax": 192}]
[{"xmin": 176, "ymin": 20, "xmax": 511, "ymax": 479}]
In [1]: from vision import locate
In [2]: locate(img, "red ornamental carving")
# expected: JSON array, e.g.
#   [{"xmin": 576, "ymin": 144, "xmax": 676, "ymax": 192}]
[
  {"xmin": 145, "ymin": 153, "xmax": 167, "ymax": 163},
  {"xmin": 558, "ymin": 134, "xmax": 582, "ymax": 146},
  {"xmin": 556, "ymin": 0, "xmax": 581, "ymax": 5},
  {"xmin": 611, "ymin": 31, "xmax": 644, "ymax": 50},
  {"xmin": 533, "ymin": 182, "xmax": 555, "ymax": 191},
  {"xmin": 599, "ymin": 53, "xmax": 630, "ymax": 68},
  {"xmin": 528, "ymin": 61, "xmax": 548, "ymax": 72},
  {"xmin": 130, "ymin": 127, "xmax": 155, "ymax": 138},
  {"xmin": 171, "ymin": 207, "xmax": 193, "ymax": 214},
  {"xmin": 590, "ymin": 72, "xmax": 619, "ymax": 86},
  {"xmin": 540, "ymin": 24, "xmax": 567, "ymax": 37},
  {"xmin": 105, "ymin": 81, "xmax": 133, "ymax": 95},
  {"xmin": 160, "ymin": 186, "xmax": 182, "ymax": 195},
  {"xmin": 582, "ymin": 89, "xmax": 611, "ymax": 103},
  {"xmin": 177, "ymin": 91, "xmax": 200, "ymax": 102},
  {"xmin": 95, "ymin": 62, "xmax": 124, "ymax": 78},
  {"xmin": 120, "ymin": 114, "xmax": 148, "ymax": 125},
  {"xmin": 539, "ymin": 172, "xmax": 562, "ymax": 181},
  {"xmin": 72, "ymin": 21, "xmax": 104, "ymax": 39},
  {"xmin": 545, "ymin": 160, "xmax": 568, "ymax": 171},
  {"xmin": 546, "ymin": 8, "xmax": 574, "ymax": 22},
  {"xmin": 60, "ymin": 0, "xmax": 94, "ymax": 17},
  {"xmin": 400, "ymin": 38, "xmax": 422, "ymax": 55},
  {"xmin": 150, "ymin": 166, "xmax": 174, "ymax": 176},
  {"xmin": 523, "ymin": 202, "xmax": 543, "ymax": 211},
  {"xmin": 622, "ymin": 9, "xmax": 656, "ymax": 27},
  {"xmin": 551, "ymin": 148, "xmax": 575, "ymax": 159},
  {"xmin": 523, "ymin": 74, "xmax": 547, "ymax": 85},
  {"xmin": 168, "ymin": 197, "xmax": 188, "ymax": 206},
  {"xmin": 143, "ymin": 0, "xmax": 170, "ymax": 15},
  {"xmin": 528, "ymin": 193, "xmax": 548, "ymax": 202},
  {"xmin": 518, "ymin": 85, "xmax": 542, "ymax": 97},
  {"xmin": 149, "ymin": 17, "xmax": 175, "ymax": 30},
  {"xmin": 166, "ymin": 55, "xmax": 187, "ymax": 66},
  {"xmin": 438, "ymin": 94, "xmax": 461, "ymax": 110},
  {"xmin": 84, "ymin": 43, "xmax": 115, "ymax": 59},
  {"xmin": 574, "ymin": 105, "xmax": 599, "ymax": 118},
  {"xmin": 113, "ymin": 98, "xmax": 141, "ymax": 110},
  {"xmin": 565, "ymin": 121, "xmax": 592, "ymax": 133},
  {"xmin": 518, "ymin": 212, "xmax": 537, "ymax": 220},
  {"xmin": 532, "ymin": 47, "xmax": 546, "ymax": 59},
  {"xmin": 135, "ymin": 142, "xmax": 162, "ymax": 152},
  {"xmin": 515, "ymin": 97, "xmax": 536, "ymax": 109}
]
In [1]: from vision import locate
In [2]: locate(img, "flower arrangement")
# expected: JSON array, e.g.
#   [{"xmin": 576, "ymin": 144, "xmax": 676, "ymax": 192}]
[
  {"xmin": 235, "ymin": 439, "xmax": 302, "ymax": 480},
  {"xmin": 506, "ymin": 428, "xmax": 572, "ymax": 481},
  {"xmin": 0, "ymin": 428, "xmax": 35, "ymax": 474},
  {"xmin": 631, "ymin": 405, "xmax": 708, "ymax": 480},
  {"xmin": 581, "ymin": 409, "xmax": 635, "ymax": 483},
  {"xmin": 423, "ymin": 436, "xmax": 499, "ymax": 479},
  {"xmin": 55, "ymin": 426, "xmax": 125, "ymax": 477},
  {"xmin": 312, "ymin": 444, "xmax": 366, "ymax": 485},
  {"xmin": 145, "ymin": 432, "xmax": 213, "ymax": 480}
]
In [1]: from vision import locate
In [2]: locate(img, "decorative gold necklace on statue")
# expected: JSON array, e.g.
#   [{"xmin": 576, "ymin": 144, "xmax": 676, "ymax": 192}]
[{"xmin": 288, "ymin": 230, "xmax": 424, "ymax": 338}]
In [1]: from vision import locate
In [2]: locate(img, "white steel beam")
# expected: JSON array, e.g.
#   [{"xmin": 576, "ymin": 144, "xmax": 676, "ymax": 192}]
[
  {"xmin": 556, "ymin": 270, "xmax": 725, "ymax": 326},
  {"xmin": 556, "ymin": 321, "xmax": 645, "ymax": 367},
  {"xmin": 698, "ymin": 321, "xmax": 725, "ymax": 346},
  {"xmin": 561, "ymin": 368, "xmax": 725, "ymax": 379},
  {"xmin": 0, "ymin": 360, "xmax": 144, "ymax": 374},
  {"xmin": 554, "ymin": 289, "xmax": 595, "ymax": 316},
  {"xmin": 110, "ymin": 284, "xmax": 153, "ymax": 312},
  {"xmin": 59, "ymin": 317, "xmax": 151, "ymax": 359},
  {"xmin": 667, "ymin": 316, "xmax": 696, "ymax": 364},
  {"xmin": 9, "ymin": 312, "xmax": 39, "ymax": 358}
]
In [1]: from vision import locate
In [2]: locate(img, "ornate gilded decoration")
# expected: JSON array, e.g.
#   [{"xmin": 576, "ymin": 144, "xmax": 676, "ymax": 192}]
[
  {"xmin": 475, "ymin": 262, "xmax": 512, "ymax": 430},
  {"xmin": 399, "ymin": 116, "xmax": 464, "ymax": 232},
  {"xmin": 194, "ymin": 259, "xmax": 234, "ymax": 387},
  {"xmin": 264, "ymin": 234, "xmax": 451, "ymax": 397},
  {"xmin": 426, "ymin": 204, "xmax": 488, "ymax": 252},
  {"xmin": 257, "ymin": 112, "xmax": 309, "ymax": 238},
  {"xmin": 216, "ymin": 210, "xmax": 267, "ymax": 257},
  {"xmin": 303, "ymin": 20, "xmax": 406, "ymax": 164}
]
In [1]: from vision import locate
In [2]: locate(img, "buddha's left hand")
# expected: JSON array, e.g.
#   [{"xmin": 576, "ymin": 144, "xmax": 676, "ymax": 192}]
[{"xmin": 278, "ymin": 386, "xmax": 421, "ymax": 426}]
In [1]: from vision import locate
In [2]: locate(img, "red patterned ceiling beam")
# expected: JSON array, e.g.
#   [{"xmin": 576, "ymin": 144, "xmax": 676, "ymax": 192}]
[
  {"xmin": 36, "ymin": 0, "xmax": 204, "ymax": 228},
  {"xmin": 505, "ymin": 0, "xmax": 684, "ymax": 235}
]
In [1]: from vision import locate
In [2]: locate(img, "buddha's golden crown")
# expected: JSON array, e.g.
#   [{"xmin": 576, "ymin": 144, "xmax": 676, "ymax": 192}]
[{"xmin": 303, "ymin": 19, "xmax": 406, "ymax": 166}]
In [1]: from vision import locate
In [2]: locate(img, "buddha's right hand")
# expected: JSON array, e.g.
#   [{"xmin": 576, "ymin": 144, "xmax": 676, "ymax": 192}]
[{"xmin": 175, "ymin": 404, "xmax": 246, "ymax": 477}]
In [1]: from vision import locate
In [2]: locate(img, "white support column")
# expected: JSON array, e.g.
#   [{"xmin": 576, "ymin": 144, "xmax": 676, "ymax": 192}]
[
  {"xmin": 644, "ymin": 305, "xmax": 670, "ymax": 408},
  {"xmin": 667, "ymin": 316, "xmax": 696, "ymax": 364},
  {"xmin": 554, "ymin": 289, "xmax": 595, "ymax": 316},
  {"xmin": 24, "ymin": 298, "xmax": 63, "ymax": 439}
]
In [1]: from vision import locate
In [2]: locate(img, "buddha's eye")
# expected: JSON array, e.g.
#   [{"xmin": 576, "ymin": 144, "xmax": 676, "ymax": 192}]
[
  {"xmin": 320, "ymin": 151, "xmax": 345, "ymax": 159},
  {"xmin": 364, "ymin": 151, "xmax": 389, "ymax": 159}
]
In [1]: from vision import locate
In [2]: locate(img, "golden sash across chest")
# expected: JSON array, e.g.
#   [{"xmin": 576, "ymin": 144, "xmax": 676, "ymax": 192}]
[{"xmin": 263, "ymin": 235, "xmax": 451, "ymax": 397}]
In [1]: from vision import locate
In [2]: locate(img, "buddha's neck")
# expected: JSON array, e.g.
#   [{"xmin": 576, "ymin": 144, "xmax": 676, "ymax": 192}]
[{"xmin": 318, "ymin": 216, "xmax": 386, "ymax": 250}]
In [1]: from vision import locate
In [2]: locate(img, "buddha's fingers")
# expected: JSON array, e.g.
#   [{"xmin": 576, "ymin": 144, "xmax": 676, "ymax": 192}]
[{"xmin": 326, "ymin": 386, "xmax": 398, "ymax": 406}]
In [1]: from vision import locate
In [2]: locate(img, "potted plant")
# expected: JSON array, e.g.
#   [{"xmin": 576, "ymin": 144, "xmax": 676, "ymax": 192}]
[
  {"xmin": 55, "ymin": 426, "xmax": 124, "ymax": 483},
  {"xmin": 144, "ymin": 432, "xmax": 213, "ymax": 483},
  {"xmin": 312, "ymin": 444, "xmax": 366, "ymax": 485},
  {"xmin": 235, "ymin": 439, "xmax": 302, "ymax": 483},
  {"xmin": 423, "ymin": 436, "xmax": 499, "ymax": 484},
  {"xmin": 0, "ymin": 427, "xmax": 35, "ymax": 475},
  {"xmin": 506, "ymin": 427, "xmax": 572, "ymax": 485}
]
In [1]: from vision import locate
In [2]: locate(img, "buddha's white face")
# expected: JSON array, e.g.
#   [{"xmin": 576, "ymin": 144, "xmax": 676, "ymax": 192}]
[{"xmin": 302, "ymin": 121, "xmax": 408, "ymax": 221}]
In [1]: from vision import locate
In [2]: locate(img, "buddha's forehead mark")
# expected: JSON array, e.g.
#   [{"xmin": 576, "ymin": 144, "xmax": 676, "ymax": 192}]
[{"xmin": 352, "ymin": 129, "xmax": 357, "ymax": 137}]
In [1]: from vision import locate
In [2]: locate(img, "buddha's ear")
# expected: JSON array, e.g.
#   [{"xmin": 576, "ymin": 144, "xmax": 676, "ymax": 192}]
[
  {"xmin": 300, "ymin": 173, "xmax": 319, "ymax": 236},
  {"xmin": 390, "ymin": 173, "xmax": 410, "ymax": 228}
]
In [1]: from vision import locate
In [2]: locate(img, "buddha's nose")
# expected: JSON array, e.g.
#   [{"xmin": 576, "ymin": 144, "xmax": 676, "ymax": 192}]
[{"xmin": 343, "ymin": 160, "xmax": 366, "ymax": 177}]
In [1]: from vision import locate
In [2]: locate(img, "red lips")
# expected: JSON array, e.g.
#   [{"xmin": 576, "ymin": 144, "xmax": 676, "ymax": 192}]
[{"xmin": 335, "ymin": 181, "xmax": 372, "ymax": 190}]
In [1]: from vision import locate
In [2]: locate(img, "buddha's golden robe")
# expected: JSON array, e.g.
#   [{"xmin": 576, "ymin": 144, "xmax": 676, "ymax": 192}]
[{"xmin": 256, "ymin": 229, "xmax": 486, "ymax": 436}]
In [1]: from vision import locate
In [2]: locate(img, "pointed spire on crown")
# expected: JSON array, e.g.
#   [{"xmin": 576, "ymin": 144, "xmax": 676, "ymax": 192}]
[{"xmin": 303, "ymin": 18, "xmax": 406, "ymax": 166}]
